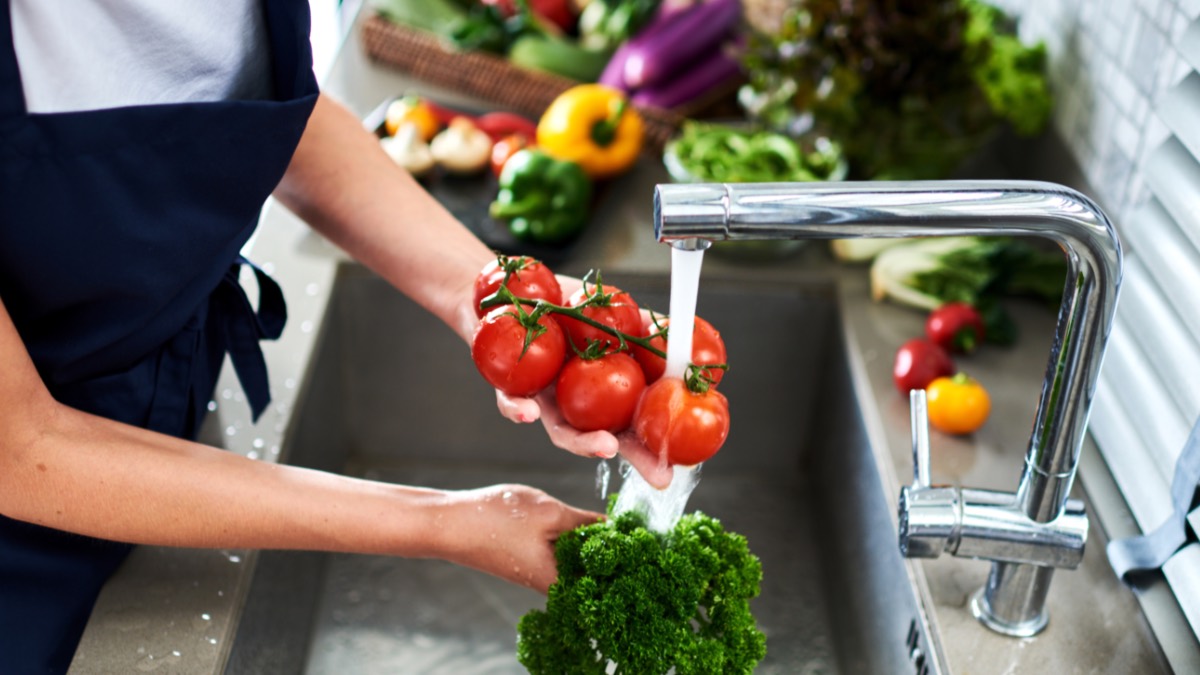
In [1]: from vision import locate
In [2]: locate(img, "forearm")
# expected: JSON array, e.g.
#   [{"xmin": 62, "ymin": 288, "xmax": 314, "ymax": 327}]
[
  {"xmin": 274, "ymin": 93, "xmax": 494, "ymax": 341},
  {"xmin": 1, "ymin": 399, "xmax": 451, "ymax": 557}
]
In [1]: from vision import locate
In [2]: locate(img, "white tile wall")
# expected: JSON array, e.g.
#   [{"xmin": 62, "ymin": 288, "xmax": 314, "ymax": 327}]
[{"xmin": 996, "ymin": 0, "xmax": 1199, "ymax": 219}]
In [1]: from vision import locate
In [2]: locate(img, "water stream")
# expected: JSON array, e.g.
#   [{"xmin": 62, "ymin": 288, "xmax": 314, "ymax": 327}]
[{"xmin": 613, "ymin": 247, "xmax": 706, "ymax": 532}]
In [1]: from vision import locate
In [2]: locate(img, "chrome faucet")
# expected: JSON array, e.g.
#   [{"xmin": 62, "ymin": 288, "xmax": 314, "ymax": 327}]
[{"xmin": 654, "ymin": 181, "xmax": 1122, "ymax": 637}]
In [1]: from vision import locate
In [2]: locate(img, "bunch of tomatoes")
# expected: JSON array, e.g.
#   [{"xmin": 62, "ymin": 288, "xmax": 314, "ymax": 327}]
[
  {"xmin": 892, "ymin": 301, "xmax": 992, "ymax": 435},
  {"xmin": 469, "ymin": 255, "xmax": 731, "ymax": 466}
]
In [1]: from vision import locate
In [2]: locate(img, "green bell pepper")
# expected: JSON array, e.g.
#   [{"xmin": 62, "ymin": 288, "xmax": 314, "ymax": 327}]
[{"xmin": 489, "ymin": 149, "xmax": 592, "ymax": 244}]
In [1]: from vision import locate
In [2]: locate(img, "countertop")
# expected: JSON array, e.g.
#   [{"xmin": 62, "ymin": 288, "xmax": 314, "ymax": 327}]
[{"xmin": 69, "ymin": 9, "xmax": 1183, "ymax": 674}]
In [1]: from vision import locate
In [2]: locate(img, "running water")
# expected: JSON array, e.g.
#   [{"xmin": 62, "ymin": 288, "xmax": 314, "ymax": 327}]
[{"xmin": 613, "ymin": 246, "xmax": 706, "ymax": 533}]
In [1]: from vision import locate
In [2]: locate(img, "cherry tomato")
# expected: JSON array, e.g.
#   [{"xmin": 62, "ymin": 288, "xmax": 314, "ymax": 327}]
[
  {"xmin": 555, "ymin": 352, "xmax": 647, "ymax": 433},
  {"xmin": 926, "ymin": 373, "xmax": 991, "ymax": 435},
  {"xmin": 471, "ymin": 306, "xmax": 566, "ymax": 397},
  {"xmin": 893, "ymin": 338, "xmax": 954, "ymax": 394},
  {"xmin": 472, "ymin": 256, "xmax": 563, "ymax": 318},
  {"xmin": 926, "ymin": 301, "xmax": 986, "ymax": 354},
  {"xmin": 633, "ymin": 315, "xmax": 727, "ymax": 387},
  {"xmin": 557, "ymin": 282, "xmax": 645, "ymax": 352},
  {"xmin": 491, "ymin": 133, "xmax": 533, "ymax": 177},
  {"xmin": 634, "ymin": 377, "xmax": 730, "ymax": 466}
]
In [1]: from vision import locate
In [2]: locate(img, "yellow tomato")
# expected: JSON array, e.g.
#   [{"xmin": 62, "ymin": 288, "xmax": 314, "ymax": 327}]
[
  {"xmin": 926, "ymin": 373, "xmax": 991, "ymax": 435},
  {"xmin": 536, "ymin": 84, "xmax": 643, "ymax": 180},
  {"xmin": 384, "ymin": 96, "xmax": 441, "ymax": 141}
]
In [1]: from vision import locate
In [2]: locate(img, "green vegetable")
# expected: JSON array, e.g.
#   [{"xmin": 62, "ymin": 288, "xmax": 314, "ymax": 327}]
[
  {"xmin": 667, "ymin": 122, "xmax": 845, "ymax": 183},
  {"xmin": 578, "ymin": 0, "xmax": 662, "ymax": 51},
  {"xmin": 508, "ymin": 34, "xmax": 614, "ymax": 82},
  {"xmin": 372, "ymin": 0, "xmax": 466, "ymax": 38},
  {"xmin": 517, "ymin": 508, "xmax": 766, "ymax": 674},
  {"xmin": 489, "ymin": 149, "xmax": 593, "ymax": 244},
  {"xmin": 740, "ymin": 0, "xmax": 1051, "ymax": 179},
  {"xmin": 870, "ymin": 236, "xmax": 1068, "ymax": 344}
]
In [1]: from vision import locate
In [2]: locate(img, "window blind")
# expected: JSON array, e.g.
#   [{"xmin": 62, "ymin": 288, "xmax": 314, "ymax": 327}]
[{"xmin": 1090, "ymin": 13, "xmax": 1200, "ymax": 639}]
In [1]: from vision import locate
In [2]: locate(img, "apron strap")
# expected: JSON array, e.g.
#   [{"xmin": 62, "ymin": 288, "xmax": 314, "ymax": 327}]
[{"xmin": 211, "ymin": 256, "xmax": 287, "ymax": 421}]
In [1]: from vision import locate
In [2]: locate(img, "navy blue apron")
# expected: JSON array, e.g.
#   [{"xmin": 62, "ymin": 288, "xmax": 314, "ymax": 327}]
[{"xmin": 0, "ymin": 1, "xmax": 318, "ymax": 672}]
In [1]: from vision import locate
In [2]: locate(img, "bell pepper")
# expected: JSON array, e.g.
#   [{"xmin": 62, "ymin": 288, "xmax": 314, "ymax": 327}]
[
  {"xmin": 926, "ymin": 373, "xmax": 992, "ymax": 435},
  {"xmin": 536, "ymin": 84, "xmax": 644, "ymax": 179},
  {"xmin": 488, "ymin": 148, "xmax": 592, "ymax": 244}
]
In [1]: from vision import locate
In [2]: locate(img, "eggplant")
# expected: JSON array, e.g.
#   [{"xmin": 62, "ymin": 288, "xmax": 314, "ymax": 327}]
[
  {"xmin": 630, "ymin": 44, "xmax": 742, "ymax": 109},
  {"xmin": 620, "ymin": 0, "xmax": 741, "ymax": 89}
]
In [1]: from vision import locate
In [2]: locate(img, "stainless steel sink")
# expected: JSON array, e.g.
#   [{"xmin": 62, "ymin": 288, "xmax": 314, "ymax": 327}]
[{"xmin": 224, "ymin": 264, "xmax": 928, "ymax": 674}]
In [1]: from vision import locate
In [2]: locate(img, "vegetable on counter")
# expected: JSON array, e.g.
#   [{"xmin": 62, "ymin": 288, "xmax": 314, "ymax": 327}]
[
  {"xmin": 429, "ymin": 117, "xmax": 494, "ymax": 174},
  {"xmin": 379, "ymin": 122, "xmax": 435, "ymax": 177},
  {"xmin": 577, "ymin": 0, "xmax": 662, "ymax": 51},
  {"xmin": 489, "ymin": 132, "xmax": 533, "ymax": 177},
  {"xmin": 537, "ymin": 84, "xmax": 644, "ymax": 179},
  {"xmin": 893, "ymin": 338, "xmax": 955, "ymax": 395},
  {"xmin": 926, "ymin": 373, "xmax": 992, "ymax": 435},
  {"xmin": 926, "ymin": 301, "xmax": 986, "ymax": 354},
  {"xmin": 600, "ymin": 0, "xmax": 745, "ymax": 109},
  {"xmin": 517, "ymin": 508, "xmax": 766, "ymax": 674},
  {"xmin": 870, "ymin": 236, "xmax": 1067, "ymax": 344},
  {"xmin": 508, "ymin": 33, "xmax": 614, "ymax": 82},
  {"xmin": 489, "ymin": 148, "xmax": 593, "ymax": 244},
  {"xmin": 666, "ymin": 121, "xmax": 845, "ymax": 183},
  {"xmin": 384, "ymin": 95, "xmax": 442, "ymax": 140}
]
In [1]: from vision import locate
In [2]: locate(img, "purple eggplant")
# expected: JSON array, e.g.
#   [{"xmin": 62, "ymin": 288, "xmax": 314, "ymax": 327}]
[
  {"xmin": 621, "ymin": 0, "xmax": 742, "ymax": 89},
  {"xmin": 631, "ymin": 44, "xmax": 743, "ymax": 109}
]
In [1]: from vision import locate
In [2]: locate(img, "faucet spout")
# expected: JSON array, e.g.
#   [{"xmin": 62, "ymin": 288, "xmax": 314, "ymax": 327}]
[{"xmin": 655, "ymin": 180, "xmax": 1123, "ymax": 636}]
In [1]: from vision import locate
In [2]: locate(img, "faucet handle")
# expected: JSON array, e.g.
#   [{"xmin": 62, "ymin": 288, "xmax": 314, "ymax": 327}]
[{"xmin": 910, "ymin": 389, "xmax": 931, "ymax": 488}]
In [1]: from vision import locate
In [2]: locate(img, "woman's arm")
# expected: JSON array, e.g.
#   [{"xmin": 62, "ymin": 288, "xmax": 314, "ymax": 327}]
[
  {"xmin": 0, "ymin": 297, "xmax": 598, "ymax": 591},
  {"xmin": 272, "ymin": 93, "xmax": 673, "ymax": 487}
]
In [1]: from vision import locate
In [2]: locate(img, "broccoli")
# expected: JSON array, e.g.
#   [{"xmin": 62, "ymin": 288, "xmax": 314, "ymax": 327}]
[{"xmin": 517, "ymin": 509, "xmax": 766, "ymax": 674}]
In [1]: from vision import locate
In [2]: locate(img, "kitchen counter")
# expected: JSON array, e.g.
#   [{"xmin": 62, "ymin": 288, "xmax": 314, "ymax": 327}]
[{"xmin": 69, "ymin": 9, "xmax": 1185, "ymax": 674}]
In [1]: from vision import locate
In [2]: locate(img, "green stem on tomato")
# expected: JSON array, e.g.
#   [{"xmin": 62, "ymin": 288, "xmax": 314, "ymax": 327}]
[{"xmin": 478, "ymin": 284, "xmax": 669, "ymax": 359}]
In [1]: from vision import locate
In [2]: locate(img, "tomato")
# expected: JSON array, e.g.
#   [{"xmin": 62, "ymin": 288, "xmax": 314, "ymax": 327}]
[
  {"xmin": 471, "ymin": 306, "xmax": 566, "ymax": 397},
  {"xmin": 926, "ymin": 302, "xmax": 986, "ymax": 354},
  {"xmin": 472, "ymin": 256, "xmax": 563, "ymax": 318},
  {"xmin": 634, "ymin": 377, "xmax": 730, "ymax": 466},
  {"xmin": 926, "ymin": 373, "xmax": 991, "ymax": 435},
  {"xmin": 633, "ymin": 315, "xmax": 727, "ymax": 387},
  {"xmin": 479, "ymin": 0, "xmax": 575, "ymax": 32},
  {"xmin": 491, "ymin": 133, "xmax": 533, "ymax": 177},
  {"xmin": 893, "ymin": 338, "xmax": 954, "ymax": 394},
  {"xmin": 555, "ymin": 352, "xmax": 646, "ymax": 433},
  {"xmin": 557, "ymin": 282, "xmax": 645, "ymax": 352}
]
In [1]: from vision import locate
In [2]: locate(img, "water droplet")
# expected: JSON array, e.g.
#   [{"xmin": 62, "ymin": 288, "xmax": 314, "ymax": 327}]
[
  {"xmin": 300, "ymin": 320, "xmax": 314, "ymax": 333},
  {"xmin": 247, "ymin": 451, "xmax": 259, "ymax": 460},
  {"xmin": 501, "ymin": 490, "xmax": 515, "ymax": 503},
  {"xmin": 224, "ymin": 426, "xmax": 237, "ymax": 437},
  {"xmin": 221, "ymin": 389, "xmax": 234, "ymax": 400},
  {"xmin": 284, "ymin": 377, "xmax": 297, "ymax": 390},
  {"xmin": 596, "ymin": 459, "xmax": 611, "ymax": 499},
  {"xmin": 305, "ymin": 282, "xmax": 320, "ymax": 296},
  {"xmin": 206, "ymin": 400, "xmax": 218, "ymax": 412},
  {"xmin": 252, "ymin": 438, "xmax": 265, "ymax": 449},
  {"xmin": 201, "ymin": 613, "xmax": 211, "ymax": 621},
  {"xmin": 207, "ymin": 638, "xmax": 218, "ymax": 646}
]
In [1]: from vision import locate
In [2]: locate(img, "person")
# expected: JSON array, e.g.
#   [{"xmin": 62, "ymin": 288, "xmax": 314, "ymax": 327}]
[{"xmin": 0, "ymin": 1, "xmax": 671, "ymax": 672}]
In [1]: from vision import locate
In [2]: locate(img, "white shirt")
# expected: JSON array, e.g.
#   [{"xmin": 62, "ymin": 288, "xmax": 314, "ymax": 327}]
[{"xmin": 11, "ymin": 0, "xmax": 273, "ymax": 113}]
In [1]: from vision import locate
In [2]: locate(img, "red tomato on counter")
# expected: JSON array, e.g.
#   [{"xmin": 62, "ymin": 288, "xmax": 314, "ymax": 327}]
[
  {"xmin": 925, "ymin": 302, "xmax": 986, "ymax": 354},
  {"xmin": 893, "ymin": 338, "xmax": 955, "ymax": 395}
]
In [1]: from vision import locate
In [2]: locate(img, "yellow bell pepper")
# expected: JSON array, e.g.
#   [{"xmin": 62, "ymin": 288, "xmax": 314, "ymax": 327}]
[{"xmin": 536, "ymin": 84, "xmax": 644, "ymax": 179}]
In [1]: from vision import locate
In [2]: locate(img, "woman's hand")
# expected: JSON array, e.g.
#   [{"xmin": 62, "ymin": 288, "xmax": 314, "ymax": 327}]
[{"xmin": 438, "ymin": 484, "xmax": 602, "ymax": 593}]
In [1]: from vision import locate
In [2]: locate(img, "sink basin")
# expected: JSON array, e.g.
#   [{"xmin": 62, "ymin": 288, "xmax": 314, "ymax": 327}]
[{"xmin": 224, "ymin": 265, "xmax": 928, "ymax": 674}]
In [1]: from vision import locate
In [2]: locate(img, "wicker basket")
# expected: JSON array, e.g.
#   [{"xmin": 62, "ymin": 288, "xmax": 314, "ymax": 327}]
[{"xmin": 360, "ymin": 14, "xmax": 691, "ymax": 153}]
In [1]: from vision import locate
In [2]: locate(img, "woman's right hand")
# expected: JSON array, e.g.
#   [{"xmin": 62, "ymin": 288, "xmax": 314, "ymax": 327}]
[{"xmin": 435, "ymin": 484, "xmax": 602, "ymax": 593}]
